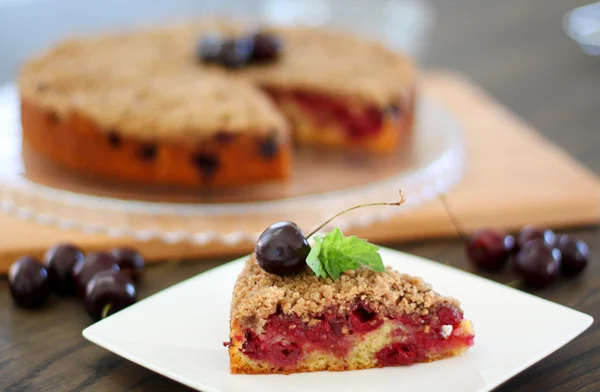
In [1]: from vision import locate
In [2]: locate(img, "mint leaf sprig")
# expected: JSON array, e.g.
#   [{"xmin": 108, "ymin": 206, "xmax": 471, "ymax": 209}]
[
  {"xmin": 304, "ymin": 191, "xmax": 405, "ymax": 280},
  {"xmin": 307, "ymin": 228, "xmax": 385, "ymax": 280}
]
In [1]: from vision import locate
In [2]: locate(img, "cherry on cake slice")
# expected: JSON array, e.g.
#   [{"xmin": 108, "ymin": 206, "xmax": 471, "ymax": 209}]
[{"xmin": 227, "ymin": 194, "xmax": 475, "ymax": 374}]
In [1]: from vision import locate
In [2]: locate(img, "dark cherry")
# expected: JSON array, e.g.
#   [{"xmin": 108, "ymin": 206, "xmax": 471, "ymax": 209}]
[
  {"xmin": 107, "ymin": 130, "xmax": 122, "ymax": 148},
  {"xmin": 250, "ymin": 31, "xmax": 283, "ymax": 62},
  {"xmin": 111, "ymin": 247, "xmax": 145, "ymax": 282},
  {"xmin": 217, "ymin": 38, "xmax": 254, "ymax": 69},
  {"xmin": 44, "ymin": 243, "xmax": 84, "ymax": 295},
  {"xmin": 8, "ymin": 256, "xmax": 52, "ymax": 308},
  {"xmin": 255, "ymin": 221, "xmax": 311, "ymax": 276},
  {"xmin": 72, "ymin": 252, "xmax": 120, "ymax": 297},
  {"xmin": 138, "ymin": 144, "xmax": 157, "ymax": 161},
  {"xmin": 517, "ymin": 225, "xmax": 556, "ymax": 250},
  {"xmin": 192, "ymin": 153, "xmax": 220, "ymax": 179},
  {"xmin": 197, "ymin": 33, "xmax": 224, "ymax": 63},
  {"xmin": 513, "ymin": 239, "xmax": 561, "ymax": 288},
  {"xmin": 85, "ymin": 270, "xmax": 136, "ymax": 321},
  {"xmin": 259, "ymin": 134, "xmax": 279, "ymax": 159},
  {"xmin": 555, "ymin": 235, "xmax": 589, "ymax": 276},
  {"xmin": 48, "ymin": 112, "xmax": 59, "ymax": 124},
  {"xmin": 251, "ymin": 195, "xmax": 406, "ymax": 277},
  {"xmin": 465, "ymin": 229, "xmax": 513, "ymax": 270}
]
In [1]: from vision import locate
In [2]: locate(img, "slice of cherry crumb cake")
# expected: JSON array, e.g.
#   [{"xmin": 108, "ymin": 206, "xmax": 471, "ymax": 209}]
[{"xmin": 226, "ymin": 195, "xmax": 475, "ymax": 374}]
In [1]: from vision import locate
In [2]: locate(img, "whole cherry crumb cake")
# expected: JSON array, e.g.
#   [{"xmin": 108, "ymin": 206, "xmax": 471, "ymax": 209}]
[
  {"xmin": 18, "ymin": 19, "xmax": 416, "ymax": 188},
  {"xmin": 227, "ymin": 210, "xmax": 475, "ymax": 375}
]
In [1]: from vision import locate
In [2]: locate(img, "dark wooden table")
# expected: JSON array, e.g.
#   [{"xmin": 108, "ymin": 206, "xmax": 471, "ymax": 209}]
[{"xmin": 1, "ymin": 0, "xmax": 599, "ymax": 390}]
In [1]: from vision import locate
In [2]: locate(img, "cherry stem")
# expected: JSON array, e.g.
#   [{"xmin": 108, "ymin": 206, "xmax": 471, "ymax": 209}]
[
  {"xmin": 439, "ymin": 193, "xmax": 469, "ymax": 242},
  {"xmin": 101, "ymin": 303, "xmax": 112, "ymax": 319},
  {"xmin": 306, "ymin": 190, "xmax": 406, "ymax": 239}
]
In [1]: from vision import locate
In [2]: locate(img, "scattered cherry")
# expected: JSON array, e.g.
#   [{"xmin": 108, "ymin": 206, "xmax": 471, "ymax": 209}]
[
  {"xmin": 44, "ymin": 243, "xmax": 84, "ymax": 295},
  {"xmin": 517, "ymin": 225, "xmax": 556, "ymax": 250},
  {"xmin": 504, "ymin": 234, "xmax": 518, "ymax": 254},
  {"xmin": 513, "ymin": 239, "xmax": 561, "ymax": 288},
  {"xmin": 465, "ymin": 229, "xmax": 513, "ymax": 270},
  {"xmin": 255, "ymin": 221, "xmax": 311, "ymax": 276},
  {"xmin": 72, "ymin": 252, "xmax": 119, "ymax": 297},
  {"xmin": 8, "ymin": 256, "xmax": 52, "ymax": 308},
  {"xmin": 555, "ymin": 235, "xmax": 589, "ymax": 276},
  {"xmin": 8, "ymin": 243, "xmax": 144, "ymax": 322},
  {"xmin": 250, "ymin": 31, "xmax": 283, "ymax": 62},
  {"xmin": 111, "ymin": 247, "xmax": 145, "ymax": 282},
  {"xmin": 84, "ymin": 270, "xmax": 136, "ymax": 321}
]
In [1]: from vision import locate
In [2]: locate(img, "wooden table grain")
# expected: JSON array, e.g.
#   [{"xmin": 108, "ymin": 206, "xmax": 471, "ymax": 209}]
[{"xmin": 1, "ymin": 0, "xmax": 599, "ymax": 391}]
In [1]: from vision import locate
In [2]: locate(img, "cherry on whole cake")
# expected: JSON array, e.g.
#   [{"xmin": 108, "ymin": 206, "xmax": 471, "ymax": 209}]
[{"xmin": 250, "ymin": 31, "xmax": 283, "ymax": 62}]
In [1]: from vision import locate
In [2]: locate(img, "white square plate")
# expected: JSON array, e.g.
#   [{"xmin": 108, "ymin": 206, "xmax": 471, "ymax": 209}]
[{"xmin": 83, "ymin": 248, "xmax": 593, "ymax": 392}]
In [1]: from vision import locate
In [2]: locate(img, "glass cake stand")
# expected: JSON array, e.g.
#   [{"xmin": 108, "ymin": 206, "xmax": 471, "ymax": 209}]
[
  {"xmin": 0, "ymin": 0, "xmax": 464, "ymax": 246},
  {"xmin": 0, "ymin": 84, "xmax": 465, "ymax": 245}
]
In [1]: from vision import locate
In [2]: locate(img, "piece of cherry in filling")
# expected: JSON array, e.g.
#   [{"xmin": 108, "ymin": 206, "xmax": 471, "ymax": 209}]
[
  {"xmin": 348, "ymin": 305, "xmax": 383, "ymax": 332},
  {"xmin": 437, "ymin": 305, "xmax": 463, "ymax": 326},
  {"xmin": 376, "ymin": 343, "xmax": 417, "ymax": 366},
  {"xmin": 241, "ymin": 330, "xmax": 303, "ymax": 367}
]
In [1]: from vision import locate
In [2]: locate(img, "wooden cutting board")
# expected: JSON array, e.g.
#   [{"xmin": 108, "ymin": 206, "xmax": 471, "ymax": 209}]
[{"xmin": 1, "ymin": 71, "xmax": 599, "ymax": 274}]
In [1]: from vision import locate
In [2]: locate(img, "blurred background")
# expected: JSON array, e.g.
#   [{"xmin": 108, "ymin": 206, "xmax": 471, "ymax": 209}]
[{"xmin": 0, "ymin": 0, "xmax": 596, "ymax": 165}]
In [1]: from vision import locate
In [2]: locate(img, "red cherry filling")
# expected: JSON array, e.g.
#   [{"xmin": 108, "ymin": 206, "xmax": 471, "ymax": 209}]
[
  {"xmin": 240, "ymin": 303, "xmax": 471, "ymax": 368},
  {"xmin": 378, "ymin": 327, "xmax": 474, "ymax": 367},
  {"xmin": 242, "ymin": 330, "xmax": 303, "ymax": 367},
  {"xmin": 348, "ymin": 305, "xmax": 384, "ymax": 332},
  {"xmin": 437, "ymin": 305, "xmax": 463, "ymax": 326},
  {"xmin": 266, "ymin": 89, "xmax": 386, "ymax": 140},
  {"xmin": 376, "ymin": 343, "xmax": 417, "ymax": 366}
]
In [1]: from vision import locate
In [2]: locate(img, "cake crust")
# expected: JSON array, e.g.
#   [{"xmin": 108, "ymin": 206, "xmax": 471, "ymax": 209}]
[
  {"xmin": 21, "ymin": 99, "xmax": 291, "ymax": 187},
  {"xmin": 20, "ymin": 20, "xmax": 415, "ymax": 141},
  {"xmin": 231, "ymin": 255, "xmax": 460, "ymax": 327}
]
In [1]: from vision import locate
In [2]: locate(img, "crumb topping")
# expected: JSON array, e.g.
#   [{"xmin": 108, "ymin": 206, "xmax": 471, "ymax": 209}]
[
  {"xmin": 18, "ymin": 19, "xmax": 414, "ymax": 141},
  {"xmin": 231, "ymin": 256, "xmax": 460, "ymax": 327}
]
